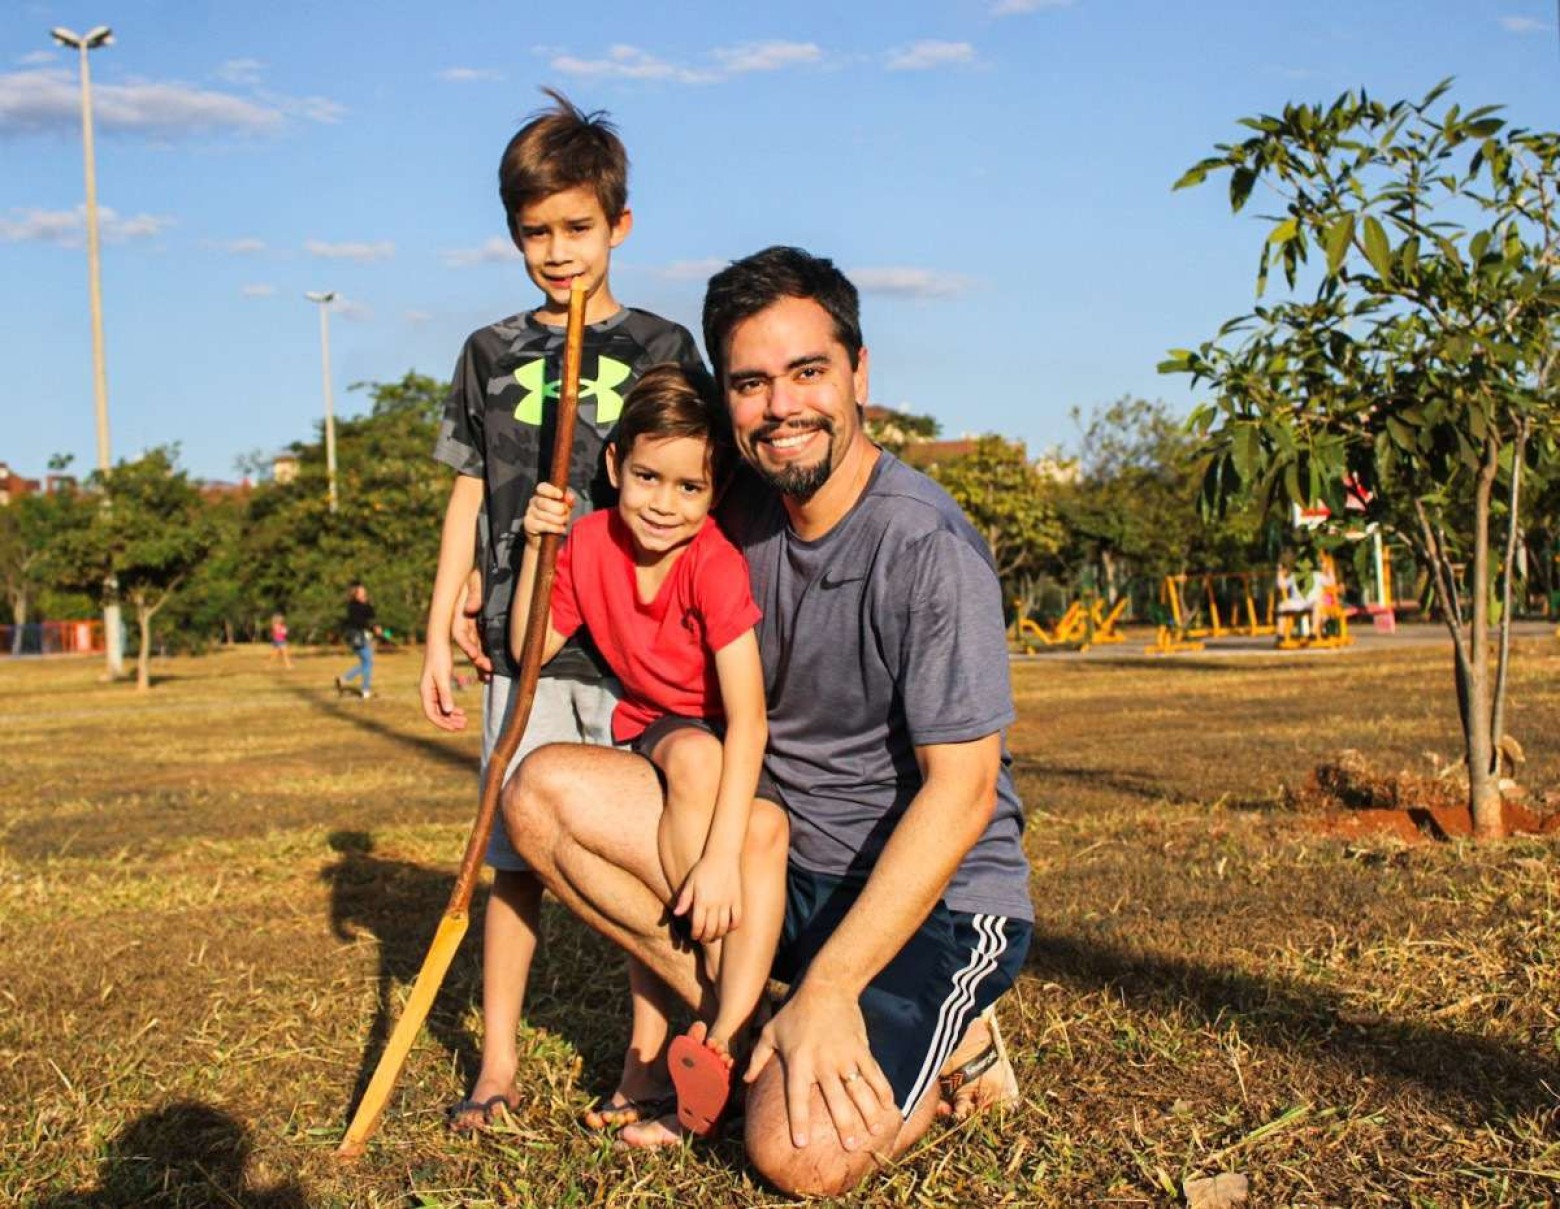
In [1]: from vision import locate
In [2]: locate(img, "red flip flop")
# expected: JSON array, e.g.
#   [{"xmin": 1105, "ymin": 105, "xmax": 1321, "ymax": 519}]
[{"xmin": 668, "ymin": 1031, "xmax": 732, "ymax": 1137}]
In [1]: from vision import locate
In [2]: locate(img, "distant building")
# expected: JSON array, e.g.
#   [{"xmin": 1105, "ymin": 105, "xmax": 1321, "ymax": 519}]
[
  {"xmin": 272, "ymin": 452, "xmax": 300, "ymax": 485},
  {"xmin": 0, "ymin": 462, "xmax": 40, "ymax": 506}
]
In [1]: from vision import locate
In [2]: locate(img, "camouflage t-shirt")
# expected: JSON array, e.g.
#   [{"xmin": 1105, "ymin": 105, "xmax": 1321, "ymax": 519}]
[{"xmin": 433, "ymin": 306, "xmax": 707, "ymax": 679}]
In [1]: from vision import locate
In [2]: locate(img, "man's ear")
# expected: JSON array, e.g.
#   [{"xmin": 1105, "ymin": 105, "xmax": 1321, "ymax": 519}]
[
  {"xmin": 853, "ymin": 345, "xmax": 870, "ymax": 409},
  {"xmin": 609, "ymin": 207, "xmax": 634, "ymax": 249},
  {"xmin": 604, "ymin": 441, "xmax": 622, "ymax": 489}
]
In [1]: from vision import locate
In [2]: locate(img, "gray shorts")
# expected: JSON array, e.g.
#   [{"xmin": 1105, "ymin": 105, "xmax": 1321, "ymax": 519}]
[{"xmin": 483, "ymin": 672, "xmax": 624, "ymax": 871}]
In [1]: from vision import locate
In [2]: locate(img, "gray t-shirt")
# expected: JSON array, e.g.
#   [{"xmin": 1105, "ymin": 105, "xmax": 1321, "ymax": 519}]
[{"xmin": 725, "ymin": 451, "xmax": 1033, "ymax": 922}]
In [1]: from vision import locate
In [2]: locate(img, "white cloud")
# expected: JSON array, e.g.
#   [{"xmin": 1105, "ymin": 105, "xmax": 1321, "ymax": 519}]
[
  {"xmin": 438, "ymin": 66, "xmax": 504, "ymax": 82},
  {"xmin": 17, "ymin": 51, "xmax": 56, "ymax": 67},
  {"xmin": 1499, "ymin": 15, "xmax": 1554, "ymax": 33},
  {"xmin": 552, "ymin": 40, "xmax": 821, "ymax": 85},
  {"xmin": 405, "ymin": 309, "xmax": 433, "ymax": 324},
  {"xmin": 266, "ymin": 92, "xmax": 346, "ymax": 124},
  {"xmin": 440, "ymin": 236, "xmax": 520, "ymax": 267},
  {"xmin": 305, "ymin": 239, "xmax": 394, "ymax": 263},
  {"xmin": 240, "ymin": 283, "xmax": 276, "ymax": 297},
  {"xmin": 993, "ymin": 0, "xmax": 1075, "ymax": 14},
  {"xmin": 334, "ymin": 298, "xmax": 373, "ymax": 322},
  {"xmin": 885, "ymin": 41, "xmax": 977, "ymax": 71},
  {"xmin": 0, "ymin": 67, "xmax": 343, "ymax": 136},
  {"xmin": 850, "ymin": 267, "xmax": 972, "ymax": 298},
  {"xmin": 0, "ymin": 205, "xmax": 174, "ymax": 246},
  {"xmin": 207, "ymin": 236, "xmax": 267, "ymax": 255},
  {"xmin": 710, "ymin": 41, "xmax": 822, "ymax": 73},
  {"xmin": 0, "ymin": 68, "xmax": 279, "ymax": 135},
  {"xmin": 657, "ymin": 258, "xmax": 727, "ymax": 281},
  {"xmin": 216, "ymin": 58, "xmax": 265, "ymax": 86}
]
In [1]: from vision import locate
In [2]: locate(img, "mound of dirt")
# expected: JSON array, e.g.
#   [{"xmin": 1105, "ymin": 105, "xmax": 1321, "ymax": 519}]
[{"xmin": 1288, "ymin": 749, "xmax": 1560, "ymax": 842}]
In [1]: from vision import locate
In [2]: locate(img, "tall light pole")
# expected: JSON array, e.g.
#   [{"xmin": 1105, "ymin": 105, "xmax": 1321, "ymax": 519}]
[
  {"xmin": 305, "ymin": 291, "xmax": 339, "ymax": 513},
  {"xmin": 52, "ymin": 24, "xmax": 123, "ymax": 677}
]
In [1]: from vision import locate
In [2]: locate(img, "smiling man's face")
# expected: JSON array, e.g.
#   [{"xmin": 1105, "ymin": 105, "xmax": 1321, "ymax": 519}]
[{"xmin": 722, "ymin": 295, "xmax": 870, "ymax": 499}]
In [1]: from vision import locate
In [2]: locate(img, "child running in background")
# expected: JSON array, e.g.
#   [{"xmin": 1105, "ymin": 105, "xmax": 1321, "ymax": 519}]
[
  {"xmin": 269, "ymin": 612, "xmax": 293, "ymax": 669},
  {"xmin": 511, "ymin": 363, "xmax": 785, "ymax": 1143}
]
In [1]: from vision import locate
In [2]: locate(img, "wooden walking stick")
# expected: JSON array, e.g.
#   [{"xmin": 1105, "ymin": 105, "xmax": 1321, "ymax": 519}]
[{"xmin": 338, "ymin": 280, "xmax": 587, "ymax": 1158}]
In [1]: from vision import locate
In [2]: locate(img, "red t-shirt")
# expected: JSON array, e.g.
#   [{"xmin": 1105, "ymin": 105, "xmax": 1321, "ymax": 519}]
[{"xmin": 550, "ymin": 511, "xmax": 762, "ymax": 742}]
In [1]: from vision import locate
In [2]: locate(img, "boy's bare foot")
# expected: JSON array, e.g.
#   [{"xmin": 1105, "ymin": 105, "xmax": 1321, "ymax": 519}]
[
  {"xmin": 446, "ymin": 1076, "xmax": 520, "ymax": 1133},
  {"xmin": 936, "ymin": 1007, "xmax": 1019, "ymax": 1121}
]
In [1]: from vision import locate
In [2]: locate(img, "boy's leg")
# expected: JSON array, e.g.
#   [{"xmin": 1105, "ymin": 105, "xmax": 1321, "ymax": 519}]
[
  {"xmin": 451, "ymin": 674, "xmax": 583, "ymax": 1129},
  {"xmin": 360, "ymin": 643, "xmax": 374, "ymax": 694},
  {"xmin": 707, "ymin": 800, "xmax": 788, "ymax": 1048}
]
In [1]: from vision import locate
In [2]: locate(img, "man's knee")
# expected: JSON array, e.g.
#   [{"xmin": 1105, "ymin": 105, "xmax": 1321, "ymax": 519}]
[
  {"xmin": 500, "ymin": 744, "xmax": 571, "ymax": 861},
  {"xmin": 741, "ymin": 1067, "xmax": 890, "ymax": 1197}
]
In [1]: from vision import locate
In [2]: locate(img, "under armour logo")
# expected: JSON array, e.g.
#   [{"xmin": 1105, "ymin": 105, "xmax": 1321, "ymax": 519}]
[{"xmin": 512, "ymin": 356, "xmax": 632, "ymax": 425}]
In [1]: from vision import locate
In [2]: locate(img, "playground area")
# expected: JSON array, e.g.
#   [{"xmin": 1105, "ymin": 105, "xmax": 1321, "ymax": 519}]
[{"xmin": 3, "ymin": 640, "xmax": 1558, "ymax": 1207}]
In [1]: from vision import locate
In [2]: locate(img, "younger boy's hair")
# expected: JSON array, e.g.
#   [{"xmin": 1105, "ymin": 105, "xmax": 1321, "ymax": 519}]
[
  {"xmin": 613, "ymin": 364, "xmax": 731, "ymax": 483},
  {"xmin": 498, "ymin": 88, "xmax": 629, "ymax": 234},
  {"xmin": 702, "ymin": 246, "xmax": 863, "ymax": 383}
]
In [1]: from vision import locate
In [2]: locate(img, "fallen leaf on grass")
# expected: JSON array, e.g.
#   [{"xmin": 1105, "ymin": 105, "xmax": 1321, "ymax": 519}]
[{"xmin": 1184, "ymin": 1171, "xmax": 1249, "ymax": 1208}]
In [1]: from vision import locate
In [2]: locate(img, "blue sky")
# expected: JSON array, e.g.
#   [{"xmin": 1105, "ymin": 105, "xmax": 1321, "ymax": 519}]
[{"xmin": 3, "ymin": 0, "xmax": 1558, "ymax": 482}]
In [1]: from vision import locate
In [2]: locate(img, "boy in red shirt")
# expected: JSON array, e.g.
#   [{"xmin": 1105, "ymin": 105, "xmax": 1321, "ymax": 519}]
[{"xmin": 511, "ymin": 364, "xmax": 784, "ymax": 1142}]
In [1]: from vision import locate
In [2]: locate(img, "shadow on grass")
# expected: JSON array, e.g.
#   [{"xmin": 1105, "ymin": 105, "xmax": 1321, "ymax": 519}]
[
  {"xmin": 321, "ymin": 830, "xmax": 620, "ymax": 1119},
  {"xmin": 280, "ymin": 680, "xmax": 475, "ymax": 776},
  {"xmin": 1025, "ymin": 928, "xmax": 1560, "ymax": 1126},
  {"xmin": 1012, "ymin": 759, "xmax": 1189, "ymax": 805},
  {"xmin": 30, "ymin": 1101, "xmax": 307, "ymax": 1208},
  {"xmin": 322, "ymin": 830, "xmax": 484, "ymax": 1107}
]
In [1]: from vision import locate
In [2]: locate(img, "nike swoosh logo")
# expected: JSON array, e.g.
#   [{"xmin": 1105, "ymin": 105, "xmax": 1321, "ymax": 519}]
[{"xmin": 819, "ymin": 572, "xmax": 865, "ymax": 590}]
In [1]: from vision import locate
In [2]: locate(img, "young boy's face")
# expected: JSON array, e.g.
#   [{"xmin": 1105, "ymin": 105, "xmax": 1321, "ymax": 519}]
[
  {"xmin": 512, "ymin": 185, "xmax": 632, "ymax": 321},
  {"xmin": 605, "ymin": 434, "xmax": 715, "ymax": 563}
]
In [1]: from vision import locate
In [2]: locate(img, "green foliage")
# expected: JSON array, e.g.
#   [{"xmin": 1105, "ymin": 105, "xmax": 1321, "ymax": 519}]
[
  {"xmin": 237, "ymin": 371, "xmax": 449, "ymax": 642},
  {"xmin": 1166, "ymin": 81, "xmax": 1560, "ymax": 831},
  {"xmin": 927, "ymin": 435, "xmax": 1065, "ymax": 595},
  {"xmin": 49, "ymin": 448, "xmax": 220, "ymax": 687},
  {"xmin": 0, "ymin": 484, "xmax": 92, "ymax": 634},
  {"xmin": 863, "ymin": 406, "xmax": 941, "ymax": 453},
  {"xmin": 1052, "ymin": 397, "xmax": 1270, "ymax": 595}
]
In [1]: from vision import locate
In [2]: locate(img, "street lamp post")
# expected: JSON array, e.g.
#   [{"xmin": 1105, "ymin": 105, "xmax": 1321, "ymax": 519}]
[
  {"xmin": 305, "ymin": 291, "xmax": 339, "ymax": 513},
  {"xmin": 52, "ymin": 24, "xmax": 123, "ymax": 677}
]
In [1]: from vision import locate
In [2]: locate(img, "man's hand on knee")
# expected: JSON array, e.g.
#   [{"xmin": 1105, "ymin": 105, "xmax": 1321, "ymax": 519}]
[{"xmin": 745, "ymin": 981, "xmax": 896, "ymax": 1151}]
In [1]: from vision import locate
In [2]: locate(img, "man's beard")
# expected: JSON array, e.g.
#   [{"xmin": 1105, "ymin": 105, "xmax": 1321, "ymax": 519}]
[{"xmin": 748, "ymin": 419, "xmax": 836, "ymax": 500}]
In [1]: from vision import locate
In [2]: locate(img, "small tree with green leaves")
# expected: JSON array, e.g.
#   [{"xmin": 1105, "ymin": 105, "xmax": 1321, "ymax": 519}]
[
  {"xmin": 54, "ymin": 448, "xmax": 218, "ymax": 690},
  {"xmin": 1164, "ymin": 81, "xmax": 1560, "ymax": 837},
  {"xmin": 928, "ymin": 435, "xmax": 1066, "ymax": 608}
]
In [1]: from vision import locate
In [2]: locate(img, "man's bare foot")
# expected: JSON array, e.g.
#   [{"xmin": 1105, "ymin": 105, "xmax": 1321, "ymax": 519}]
[
  {"xmin": 936, "ymin": 1007, "xmax": 1019, "ymax": 1121},
  {"xmin": 582, "ymin": 1088, "xmax": 676, "ymax": 1131},
  {"xmin": 582, "ymin": 1047, "xmax": 674, "ymax": 1130},
  {"xmin": 446, "ymin": 1076, "xmax": 520, "ymax": 1133},
  {"xmin": 618, "ymin": 1109, "xmax": 688, "ymax": 1148}
]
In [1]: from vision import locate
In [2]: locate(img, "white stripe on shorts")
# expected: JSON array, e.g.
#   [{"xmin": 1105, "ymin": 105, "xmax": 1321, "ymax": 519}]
[{"xmin": 900, "ymin": 913, "xmax": 1011, "ymax": 1113}]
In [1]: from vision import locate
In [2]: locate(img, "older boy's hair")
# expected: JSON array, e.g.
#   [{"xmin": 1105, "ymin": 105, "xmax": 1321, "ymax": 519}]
[
  {"xmin": 498, "ymin": 88, "xmax": 629, "ymax": 233},
  {"xmin": 702, "ymin": 246, "xmax": 863, "ymax": 382},
  {"xmin": 614, "ymin": 364, "xmax": 731, "ymax": 482}
]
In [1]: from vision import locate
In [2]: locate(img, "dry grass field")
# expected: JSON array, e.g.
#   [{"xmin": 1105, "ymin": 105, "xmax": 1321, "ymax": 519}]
[{"xmin": 2, "ymin": 634, "xmax": 1558, "ymax": 1207}]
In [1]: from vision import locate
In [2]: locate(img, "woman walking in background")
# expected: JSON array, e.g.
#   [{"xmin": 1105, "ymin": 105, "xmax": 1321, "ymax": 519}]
[{"xmin": 336, "ymin": 583, "xmax": 380, "ymax": 699}]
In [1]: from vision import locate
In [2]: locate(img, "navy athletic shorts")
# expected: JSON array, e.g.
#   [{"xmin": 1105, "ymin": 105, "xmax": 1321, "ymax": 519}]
[{"xmin": 771, "ymin": 862, "xmax": 1031, "ymax": 1114}]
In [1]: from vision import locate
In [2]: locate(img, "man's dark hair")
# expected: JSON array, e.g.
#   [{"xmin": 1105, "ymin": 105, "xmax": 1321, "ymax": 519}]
[
  {"xmin": 613, "ymin": 363, "xmax": 732, "ymax": 483},
  {"xmin": 702, "ymin": 246, "xmax": 862, "ymax": 382},
  {"xmin": 498, "ymin": 87, "xmax": 629, "ymax": 235}
]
